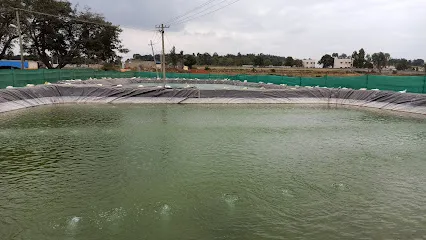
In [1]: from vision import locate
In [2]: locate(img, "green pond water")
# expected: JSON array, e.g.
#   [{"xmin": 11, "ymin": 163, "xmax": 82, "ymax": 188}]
[{"xmin": 0, "ymin": 105, "xmax": 425, "ymax": 240}]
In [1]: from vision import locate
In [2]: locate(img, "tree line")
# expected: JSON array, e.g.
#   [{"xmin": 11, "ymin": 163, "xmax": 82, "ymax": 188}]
[
  {"xmin": 133, "ymin": 47, "xmax": 424, "ymax": 72},
  {"xmin": 0, "ymin": 0, "xmax": 127, "ymax": 69},
  {"xmin": 319, "ymin": 49, "xmax": 424, "ymax": 73},
  {"xmin": 132, "ymin": 47, "xmax": 304, "ymax": 69}
]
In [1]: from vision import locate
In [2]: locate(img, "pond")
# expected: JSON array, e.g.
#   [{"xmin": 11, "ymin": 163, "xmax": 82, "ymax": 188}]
[{"xmin": 0, "ymin": 105, "xmax": 425, "ymax": 240}]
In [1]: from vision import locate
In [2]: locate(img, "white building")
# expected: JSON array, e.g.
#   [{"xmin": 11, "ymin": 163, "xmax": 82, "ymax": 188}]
[
  {"xmin": 302, "ymin": 59, "xmax": 317, "ymax": 68},
  {"xmin": 333, "ymin": 57, "xmax": 353, "ymax": 68}
]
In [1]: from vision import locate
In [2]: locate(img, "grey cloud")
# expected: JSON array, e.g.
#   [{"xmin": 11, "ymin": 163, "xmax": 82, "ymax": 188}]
[{"xmin": 70, "ymin": 0, "xmax": 426, "ymax": 60}]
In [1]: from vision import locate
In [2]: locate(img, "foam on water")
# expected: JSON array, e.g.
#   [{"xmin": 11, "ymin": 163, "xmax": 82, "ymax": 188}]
[
  {"xmin": 160, "ymin": 204, "xmax": 171, "ymax": 216},
  {"xmin": 94, "ymin": 207, "xmax": 127, "ymax": 230},
  {"xmin": 222, "ymin": 193, "xmax": 239, "ymax": 208},
  {"xmin": 68, "ymin": 216, "xmax": 81, "ymax": 228}
]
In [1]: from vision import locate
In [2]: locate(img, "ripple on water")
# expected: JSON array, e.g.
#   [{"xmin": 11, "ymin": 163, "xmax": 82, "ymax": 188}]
[
  {"xmin": 332, "ymin": 182, "xmax": 349, "ymax": 191},
  {"xmin": 222, "ymin": 193, "xmax": 239, "ymax": 207},
  {"xmin": 65, "ymin": 216, "xmax": 81, "ymax": 235},
  {"xmin": 160, "ymin": 204, "xmax": 171, "ymax": 216},
  {"xmin": 93, "ymin": 207, "xmax": 127, "ymax": 230}
]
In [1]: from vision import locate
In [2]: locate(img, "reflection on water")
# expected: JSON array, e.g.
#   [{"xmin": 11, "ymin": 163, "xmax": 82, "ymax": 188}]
[{"xmin": 0, "ymin": 104, "xmax": 425, "ymax": 240}]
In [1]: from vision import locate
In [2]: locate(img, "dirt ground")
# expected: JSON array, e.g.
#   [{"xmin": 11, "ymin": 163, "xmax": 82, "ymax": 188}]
[{"xmin": 163, "ymin": 66, "xmax": 425, "ymax": 77}]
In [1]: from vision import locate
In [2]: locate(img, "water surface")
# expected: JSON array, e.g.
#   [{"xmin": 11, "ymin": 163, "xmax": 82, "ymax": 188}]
[{"xmin": 0, "ymin": 105, "xmax": 425, "ymax": 240}]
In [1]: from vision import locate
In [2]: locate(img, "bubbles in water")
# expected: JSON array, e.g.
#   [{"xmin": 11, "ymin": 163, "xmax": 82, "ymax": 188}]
[
  {"xmin": 70, "ymin": 130, "xmax": 79, "ymax": 135},
  {"xmin": 94, "ymin": 207, "xmax": 127, "ymax": 230},
  {"xmin": 65, "ymin": 216, "xmax": 81, "ymax": 235},
  {"xmin": 281, "ymin": 189, "xmax": 294, "ymax": 197},
  {"xmin": 68, "ymin": 216, "xmax": 81, "ymax": 228},
  {"xmin": 160, "ymin": 204, "xmax": 171, "ymax": 216},
  {"xmin": 332, "ymin": 182, "xmax": 347, "ymax": 191},
  {"xmin": 222, "ymin": 193, "xmax": 239, "ymax": 207}
]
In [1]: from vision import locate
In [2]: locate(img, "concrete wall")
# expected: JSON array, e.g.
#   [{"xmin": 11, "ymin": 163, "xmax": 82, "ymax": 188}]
[
  {"xmin": 302, "ymin": 59, "xmax": 317, "ymax": 68},
  {"xmin": 334, "ymin": 57, "xmax": 353, "ymax": 68}
]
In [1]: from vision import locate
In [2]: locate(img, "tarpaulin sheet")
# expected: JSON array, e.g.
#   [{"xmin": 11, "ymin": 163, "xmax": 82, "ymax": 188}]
[{"xmin": 0, "ymin": 79, "xmax": 425, "ymax": 115}]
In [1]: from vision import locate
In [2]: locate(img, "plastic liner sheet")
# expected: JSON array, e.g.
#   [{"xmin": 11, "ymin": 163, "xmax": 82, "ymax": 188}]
[
  {"xmin": 0, "ymin": 84, "xmax": 425, "ymax": 115},
  {"xmin": 58, "ymin": 78, "xmax": 290, "ymax": 89}
]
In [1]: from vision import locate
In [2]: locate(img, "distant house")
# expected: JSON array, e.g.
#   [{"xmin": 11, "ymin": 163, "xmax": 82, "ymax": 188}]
[
  {"xmin": 302, "ymin": 59, "xmax": 317, "ymax": 68},
  {"xmin": 0, "ymin": 60, "xmax": 38, "ymax": 69},
  {"xmin": 125, "ymin": 60, "xmax": 161, "ymax": 70},
  {"xmin": 333, "ymin": 57, "xmax": 353, "ymax": 68}
]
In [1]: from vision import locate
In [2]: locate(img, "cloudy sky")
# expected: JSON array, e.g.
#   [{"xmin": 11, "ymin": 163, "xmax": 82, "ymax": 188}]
[{"xmin": 68, "ymin": 0, "xmax": 426, "ymax": 60}]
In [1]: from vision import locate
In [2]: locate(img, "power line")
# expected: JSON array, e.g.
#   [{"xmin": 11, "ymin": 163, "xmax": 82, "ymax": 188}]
[
  {"xmin": 165, "ymin": 34, "xmax": 174, "ymax": 50},
  {"xmin": 168, "ymin": 0, "xmax": 229, "ymax": 25},
  {"xmin": 171, "ymin": 0, "xmax": 242, "ymax": 26},
  {"xmin": 165, "ymin": 0, "xmax": 220, "ymax": 25},
  {"xmin": 9, "ymin": 7, "xmax": 118, "ymax": 28},
  {"xmin": 152, "ymin": 31, "xmax": 162, "ymax": 44}
]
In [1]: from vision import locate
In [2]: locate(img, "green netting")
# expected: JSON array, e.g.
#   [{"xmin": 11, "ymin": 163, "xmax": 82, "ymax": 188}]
[
  {"xmin": 258, "ymin": 75, "xmax": 284, "ymax": 85},
  {"xmin": 73, "ymin": 70, "xmax": 95, "ymax": 80},
  {"xmin": 326, "ymin": 76, "xmax": 368, "ymax": 89},
  {"xmin": 301, "ymin": 77, "xmax": 326, "ymax": 87},
  {"xmin": 281, "ymin": 77, "xmax": 302, "ymax": 86},
  {"xmin": 94, "ymin": 71, "xmax": 111, "ymax": 78},
  {"xmin": 0, "ymin": 70, "xmax": 425, "ymax": 93},
  {"xmin": 0, "ymin": 70, "xmax": 14, "ymax": 88},
  {"xmin": 367, "ymin": 76, "xmax": 425, "ymax": 93},
  {"xmin": 43, "ymin": 70, "xmax": 61, "ymax": 83},
  {"xmin": 234, "ymin": 75, "xmax": 258, "ymax": 83},
  {"xmin": 59, "ymin": 70, "xmax": 74, "ymax": 80},
  {"xmin": 13, "ymin": 70, "xmax": 45, "ymax": 87},
  {"xmin": 188, "ymin": 74, "xmax": 210, "ymax": 80},
  {"xmin": 209, "ymin": 74, "xmax": 231, "ymax": 80},
  {"xmin": 135, "ymin": 72, "xmax": 157, "ymax": 78}
]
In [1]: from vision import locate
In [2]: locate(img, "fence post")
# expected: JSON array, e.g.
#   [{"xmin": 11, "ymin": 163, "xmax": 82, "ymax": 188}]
[
  {"xmin": 59, "ymin": 69, "xmax": 62, "ymax": 81},
  {"xmin": 42, "ymin": 69, "xmax": 45, "ymax": 84},
  {"xmin": 72, "ymin": 70, "xmax": 76, "ymax": 80},
  {"xmin": 299, "ymin": 77, "xmax": 302, "ymax": 86},
  {"xmin": 366, "ymin": 75, "xmax": 369, "ymax": 89},
  {"xmin": 325, "ymin": 74, "xmax": 328, "ymax": 87},
  {"xmin": 12, "ymin": 69, "xmax": 16, "ymax": 87},
  {"xmin": 423, "ymin": 75, "xmax": 426, "ymax": 94}
]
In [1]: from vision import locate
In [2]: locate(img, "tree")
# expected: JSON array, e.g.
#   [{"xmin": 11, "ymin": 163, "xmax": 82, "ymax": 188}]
[
  {"xmin": 352, "ymin": 48, "xmax": 366, "ymax": 68},
  {"xmin": 412, "ymin": 59, "xmax": 425, "ymax": 66},
  {"xmin": 372, "ymin": 52, "xmax": 387, "ymax": 73},
  {"xmin": 22, "ymin": 0, "xmax": 127, "ymax": 69},
  {"xmin": 318, "ymin": 54, "xmax": 334, "ymax": 68},
  {"xmin": 332, "ymin": 53, "xmax": 338, "ymax": 58},
  {"xmin": 78, "ymin": 10, "xmax": 128, "ymax": 65},
  {"xmin": 284, "ymin": 56, "xmax": 294, "ymax": 66},
  {"xmin": 384, "ymin": 53, "xmax": 391, "ymax": 66},
  {"xmin": 366, "ymin": 54, "xmax": 372, "ymax": 63},
  {"xmin": 264, "ymin": 59, "xmax": 272, "ymax": 66},
  {"xmin": 184, "ymin": 54, "xmax": 197, "ymax": 69},
  {"xmin": 202, "ymin": 52, "xmax": 212, "ymax": 65},
  {"xmin": 364, "ymin": 62, "xmax": 374, "ymax": 69},
  {"xmin": 253, "ymin": 54, "xmax": 265, "ymax": 67},
  {"xmin": 0, "ymin": 0, "xmax": 23, "ymax": 60},
  {"xmin": 169, "ymin": 46, "xmax": 178, "ymax": 67},
  {"xmin": 395, "ymin": 58, "xmax": 409, "ymax": 70},
  {"xmin": 340, "ymin": 53, "xmax": 348, "ymax": 58},
  {"xmin": 293, "ymin": 59, "xmax": 303, "ymax": 67}
]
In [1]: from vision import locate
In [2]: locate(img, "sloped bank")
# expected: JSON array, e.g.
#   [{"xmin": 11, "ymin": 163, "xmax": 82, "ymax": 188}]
[{"xmin": 0, "ymin": 79, "xmax": 425, "ymax": 115}]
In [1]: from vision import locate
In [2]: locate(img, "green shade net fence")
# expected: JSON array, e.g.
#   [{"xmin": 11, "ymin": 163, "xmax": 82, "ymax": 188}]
[{"xmin": 0, "ymin": 70, "xmax": 425, "ymax": 93}]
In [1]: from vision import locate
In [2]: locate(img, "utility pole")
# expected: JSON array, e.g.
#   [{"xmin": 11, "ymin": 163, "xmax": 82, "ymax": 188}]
[
  {"xmin": 16, "ymin": 10, "xmax": 24, "ymax": 70},
  {"xmin": 156, "ymin": 24, "xmax": 169, "ymax": 87},
  {"xmin": 149, "ymin": 40, "xmax": 159, "ymax": 79}
]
